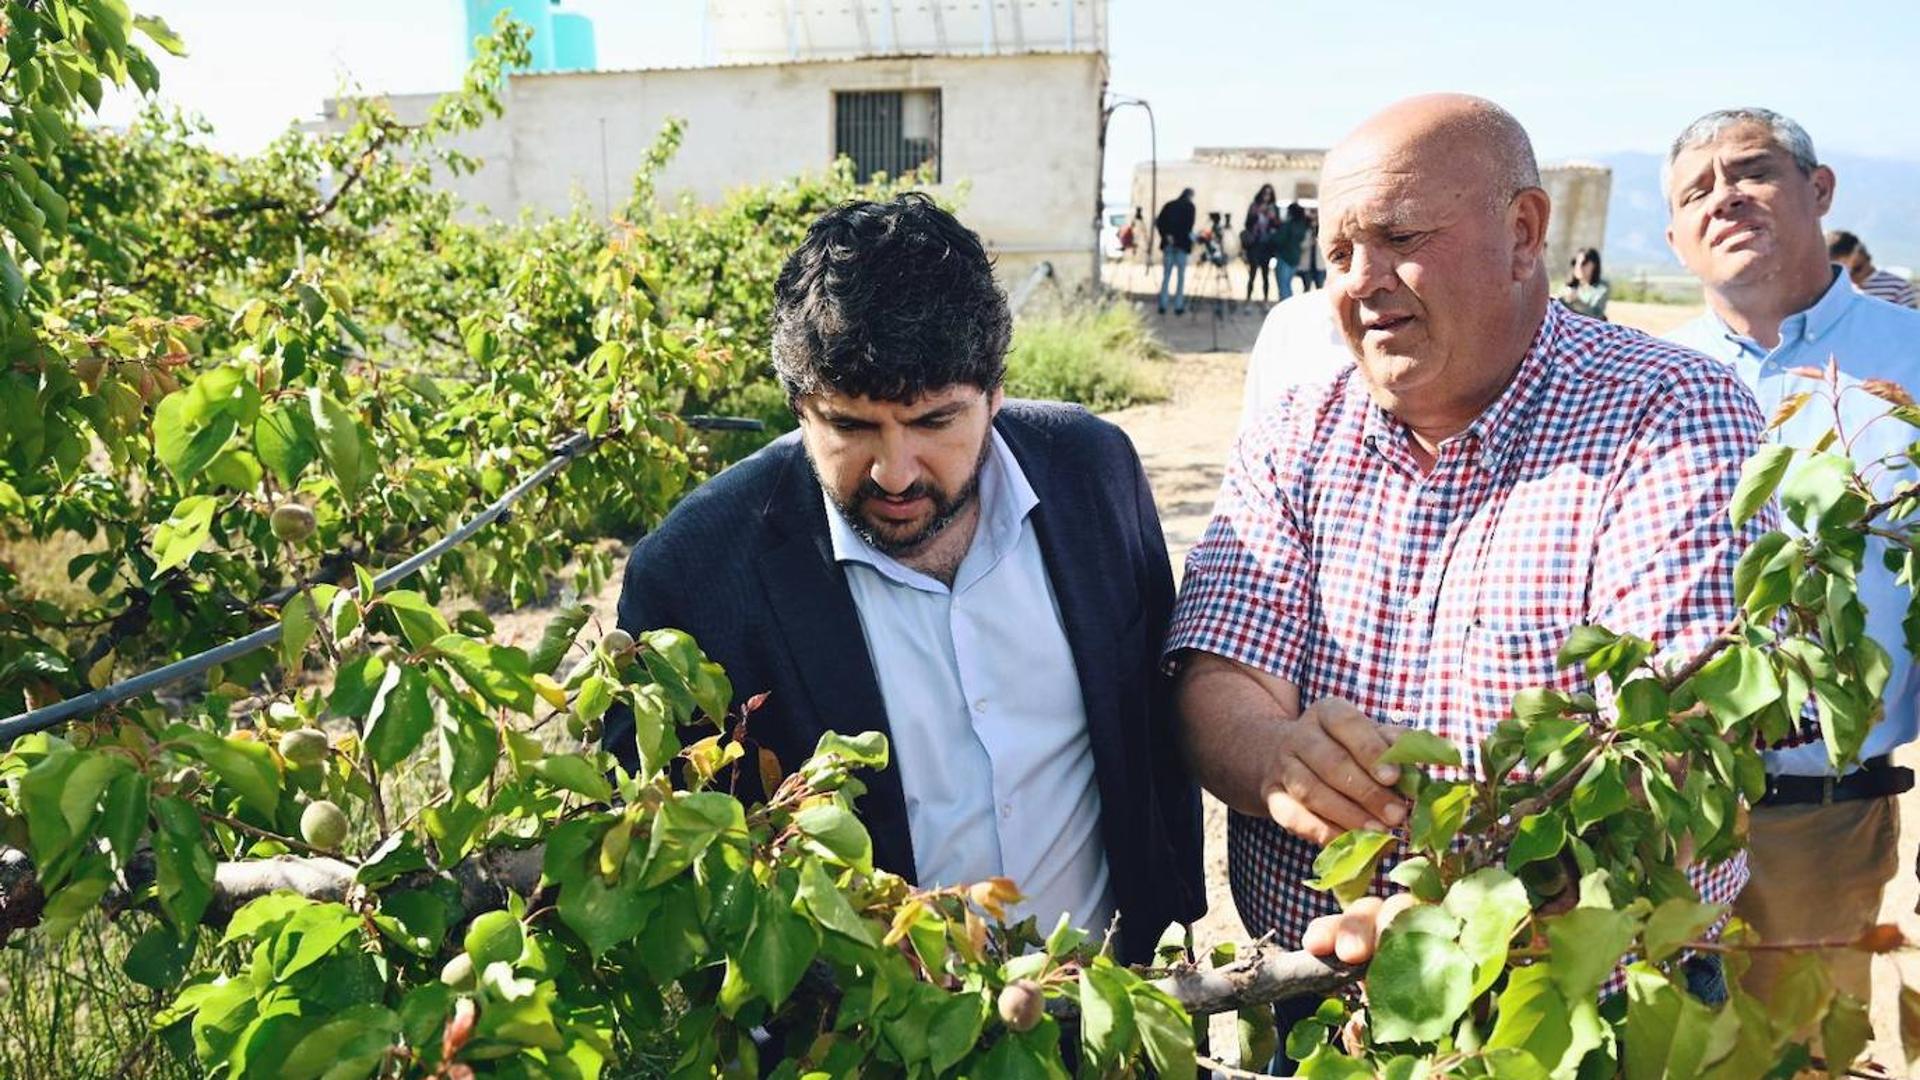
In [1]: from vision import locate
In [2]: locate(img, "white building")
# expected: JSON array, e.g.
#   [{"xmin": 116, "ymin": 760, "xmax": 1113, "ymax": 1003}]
[
  {"xmin": 317, "ymin": 1, "xmax": 1111, "ymax": 290},
  {"xmin": 1130, "ymin": 148, "xmax": 1613, "ymax": 281}
]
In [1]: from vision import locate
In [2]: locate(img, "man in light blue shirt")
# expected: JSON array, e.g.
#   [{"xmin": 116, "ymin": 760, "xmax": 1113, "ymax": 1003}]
[
  {"xmin": 1662, "ymin": 107, "xmax": 1920, "ymax": 1010},
  {"xmin": 609, "ymin": 194, "xmax": 1204, "ymax": 962}
]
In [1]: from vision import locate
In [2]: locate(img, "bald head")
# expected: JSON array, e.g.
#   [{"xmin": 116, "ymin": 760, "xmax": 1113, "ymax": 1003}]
[
  {"xmin": 1315, "ymin": 94, "xmax": 1553, "ymax": 448},
  {"xmin": 1325, "ymin": 94, "xmax": 1541, "ymax": 210}
]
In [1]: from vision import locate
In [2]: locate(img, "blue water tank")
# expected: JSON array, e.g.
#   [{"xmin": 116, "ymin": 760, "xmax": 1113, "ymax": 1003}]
[
  {"xmin": 550, "ymin": 12, "xmax": 597, "ymax": 71},
  {"xmin": 463, "ymin": 0, "xmax": 555, "ymax": 72}
]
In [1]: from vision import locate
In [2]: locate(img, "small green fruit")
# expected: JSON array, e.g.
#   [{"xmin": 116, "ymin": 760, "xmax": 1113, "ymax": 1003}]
[
  {"xmin": 599, "ymin": 628, "xmax": 634, "ymax": 655},
  {"xmin": 440, "ymin": 952, "xmax": 476, "ymax": 989},
  {"xmin": 278, "ymin": 728, "xmax": 328, "ymax": 766},
  {"xmin": 464, "ymin": 910, "xmax": 524, "ymax": 967},
  {"xmin": 997, "ymin": 979, "xmax": 1044, "ymax": 1032},
  {"xmin": 300, "ymin": 799, "xmax": 349, "ymax": 851},
  {"xmin": 270, "ymin": 504, "xmax": 316, "ymax": 543}
]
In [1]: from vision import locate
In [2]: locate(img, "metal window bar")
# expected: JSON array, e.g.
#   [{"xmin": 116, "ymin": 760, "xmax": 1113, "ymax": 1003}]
[{"xmin": 835, "ymin": 89, "xmax": 940, "ymax": 182}]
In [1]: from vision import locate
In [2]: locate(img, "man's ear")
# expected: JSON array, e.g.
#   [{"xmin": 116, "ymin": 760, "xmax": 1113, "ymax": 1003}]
[
  {"xmin": 1812, "ymin": 164, "xmax": 1837, "ymax": 216},
  {"xmin": 1510, "ymin": 187, "xmax": 1552, "ymax": 282},
  {"xmin": 987, "ymin": 386, "xmax": 1005, "ymax": 416}
]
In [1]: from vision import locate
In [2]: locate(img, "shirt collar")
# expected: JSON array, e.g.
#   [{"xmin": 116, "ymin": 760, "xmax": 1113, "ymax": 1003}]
[
  {"xmin": 1359, "ymin": 301, "xmax": 1560, "ymax": 475},
  {"xmin": 1705, "ymin": 264, "xmax": 1859, "ymax": 357},
  {"xmin": 824, "ymin": 428, "xmax": 1038, "ymax": 587}
]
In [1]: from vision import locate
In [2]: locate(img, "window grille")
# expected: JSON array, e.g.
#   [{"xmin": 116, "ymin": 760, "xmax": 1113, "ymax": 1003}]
[{"xmin": 834, "ymin": 89, "xmax": 942, "ymax": 182}]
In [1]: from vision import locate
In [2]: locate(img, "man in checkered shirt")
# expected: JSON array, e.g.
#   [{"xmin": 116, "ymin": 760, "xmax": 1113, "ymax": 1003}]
[{"xmin": 1163, "ymin": 95, "xmax": 1769, "ymax": 1055}]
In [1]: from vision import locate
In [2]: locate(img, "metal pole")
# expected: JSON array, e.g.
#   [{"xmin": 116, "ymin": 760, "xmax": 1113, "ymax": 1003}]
[{"xmin": 0, "ymin": 433, "xmax": 597, "ymax": 745}]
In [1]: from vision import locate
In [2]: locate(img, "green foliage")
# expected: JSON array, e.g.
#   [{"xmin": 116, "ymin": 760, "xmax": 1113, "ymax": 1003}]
[{"xmin": 1004, "ymin": 297, "xmax": 1169, "ymax": 413}]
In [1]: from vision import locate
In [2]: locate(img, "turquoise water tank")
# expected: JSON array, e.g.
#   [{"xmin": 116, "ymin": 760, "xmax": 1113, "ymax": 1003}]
[
  {"xmin": 463, "ymin": 0, "xmax": 555, "ymax": 72},
  {"xmin": 550, "ymin": 12, "xmax": 597, "ymax": 71}
]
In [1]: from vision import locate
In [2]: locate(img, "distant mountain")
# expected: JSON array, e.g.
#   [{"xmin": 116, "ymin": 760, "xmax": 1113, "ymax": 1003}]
[{"xmin": 1593, "ymin": 150, "xmax": 1920, "ymax": 273}]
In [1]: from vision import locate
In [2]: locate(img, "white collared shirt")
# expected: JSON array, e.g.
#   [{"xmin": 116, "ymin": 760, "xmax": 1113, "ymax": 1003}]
[{"xmin": 825, "ymin": 430, "xmax": 1114, "ymax": 937}]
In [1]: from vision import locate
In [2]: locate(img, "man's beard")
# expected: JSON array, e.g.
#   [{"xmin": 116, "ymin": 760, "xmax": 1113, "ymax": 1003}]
[{"xmin": 816, "ymin": 438, "xmax": 991, "ymax": 558}]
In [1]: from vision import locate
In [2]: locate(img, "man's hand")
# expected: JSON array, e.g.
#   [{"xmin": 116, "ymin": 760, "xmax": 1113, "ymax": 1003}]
[
  {"xmin": 1258, "ymin": 697, "xmax": 1407, "ymax": 845},
  {"xmin": 1301, "ymin": 893, "xmax": 1421, "ymax": 965}
]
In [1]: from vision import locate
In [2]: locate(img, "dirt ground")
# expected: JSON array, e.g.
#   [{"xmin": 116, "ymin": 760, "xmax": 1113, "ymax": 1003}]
[{"xmin": 501, "ymin": 285, "xmax": 1917, "ymax": 1066}]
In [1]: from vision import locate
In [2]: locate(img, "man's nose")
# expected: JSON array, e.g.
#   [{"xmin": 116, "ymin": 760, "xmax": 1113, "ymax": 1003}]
[
  {"xmin": 1706, "ymin": 176, "xmax": 1748, "ymax": 219},
  {"xmin": 870, "ymin": 433, "xmax": 919, "ymax": 494}
]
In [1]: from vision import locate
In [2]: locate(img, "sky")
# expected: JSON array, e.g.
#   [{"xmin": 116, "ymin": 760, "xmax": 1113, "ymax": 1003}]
[{"xmin": 101, "ymin": 0, "xmax": 1920, "ymax": 198}]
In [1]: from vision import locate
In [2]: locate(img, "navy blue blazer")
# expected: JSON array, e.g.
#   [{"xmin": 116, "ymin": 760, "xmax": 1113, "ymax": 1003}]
[{"xmin": 604, "ymin": 400, "xmax": 1205, "ymax": 958}]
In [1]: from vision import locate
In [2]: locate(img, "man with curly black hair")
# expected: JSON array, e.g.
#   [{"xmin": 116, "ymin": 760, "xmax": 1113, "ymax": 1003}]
[{"xmin": 605, "ymin": 194, "xmax": 1204, "ymax": 961}]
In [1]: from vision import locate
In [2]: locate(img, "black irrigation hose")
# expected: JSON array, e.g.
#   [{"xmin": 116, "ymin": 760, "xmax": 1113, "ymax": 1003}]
[{"xmin": 0, "ymin": 432, "xmax": 601, "ymax": 746}]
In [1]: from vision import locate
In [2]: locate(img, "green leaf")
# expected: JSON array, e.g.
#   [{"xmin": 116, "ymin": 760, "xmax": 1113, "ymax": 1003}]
[
  {"xmin": 100, "ymin": 770, "xmax": 150, "ymax": 869},
  {"xmin": 328, "ymin": 654, "xmax": 387, "ymax": 719},
  {"xmin": 222, "ymin": 892, "xmax": 311, "ymax": 945},
  {"xmin": 1733, "ymin": 530, "xmax": 1796, "ymax": 615},
  {"xmin": 150, "ymin": 494, "xmax": 218, "ymax": 575},
  {"xmin": 1730, "ymin": 444, "xmax": 1794, "ymax": 527},
  {"xmin": 1546, "ymin": 906, "xmax": 1637, "ymax": 1000},
  {"xmin": 1444, "ymin": 868, "xmax": 1531, "ymax": 999},
  {"xmin": 529, "ymin": 603, "xmax": 590, "ymax": 675},
  {"xmin": 272, "ymin": 901, "xmax": 361, "ymax": 981},
  {"xmin": 1489, "ymin": 964, "xmax": 1576, "ymax": 1071},
  {"xmin": 741, "ymin": 884, "xmax": 819, "ymax": 1008},
  {"xmin": 1133, "ymin": 987, "xmax": 1197, "ymax": 1077},
  {"xmin": 1411, "ymin": 781, "xmax": 1473, "ymax": 851},
  {"xmin": 1521, "ymin": 716, "xmax": 1587, "ymax": 767},
  {"xmin": 1080, "ymin": 962, "xmax": 1138, "ymax": 1065},
  {"xmin": 814, "ymin": 729, "xmax": 890, "ymax": 770},
  {"xmin": 1554, "ymin": 624, "xmax": 1618, "ymax": 668},
  {"xmin": 280, "ymin": 589, "xmax": 320, "ymax": 673},
  {"xmin": 560, "ymin": 855, "xmax": 658, "ymax": 957},
  {"xmin": 151, "ymin": 795, "xmax": 215, "ymax": 933},
  {"xmin": 797, "ymin": 856, "xmax": 880, "ymax": 947},
  {"xmin": 1641, "ymin": 898, "xmax": 1722, "ymax": 963},
  {"xmin": 153, "ymin": 366, "xmax": 247, "ymax": 484},
  {"xmin": 1387, "ymin": 856, "xmax": 1446, "ymax": 903},
  {"xmin": 1688, "ymin": 644, "xmax": 1781, "ymax": 730},
  {"xmin": 280, "ymin": 1004, "xmax": 402, "ymax": 1080},
  {"xmin": 176, "ymin": 728, "xmax": 281, "ymax": 818},
  {"xmin": 573, "ymin": 674, "xmax": 614, "ymax": 724},
  {"xmin": 531, "ymin": 753, "xmax": 613, "ymax": 802},
  {"xmin": 124, "ymin": 923, "xmax": 198, "ymax": 989},
  {"xmin": 1570, "ymin": 756, "xmax": 1629, "ymax": 831},
  {"xmin": 1780, "ymin": 450, "xmax": 1857, "ymax": 531},
  {"xmin": 431, "ymin": 633, "xmax": 535, "ymax": 713},
  {"xmin": 254, "ymin": 404, "xmax": 317, "ymax": 488},
  {"xmin": 308, "ymin": 389, "xmax": 375, "ymax": 499},
  {"xmin": 927, "ymin": 991, "xmax": 988, "ymax": 1073},
  {"xmin": 364, "ymin": 662, "xmax": 433, "ymax": 769},
  {"xmin": 641, "ymin": 791, "xmax": 744, "ymax": 887},
  {"xmin": 1822, "ymin": 992, "xmax": 1872, "ymax": 1077},
  {"xmin": 1506, "ymin": 812, "xmax": 1566, "ymax": 869},
  {"xmin": 794, "ymin": 803, "xmax": 874, "ymax": 874},
  {"xmin": 379, "ymin": 590, "xmax": 449, "ymax": 651},
  {"xmin": 1367, "ymin": 926, "xmax": 1474, "ymax": 1043},
  {"xmin": 1375, "ymin": 729, "xmax": 1463, "ymax": 769},
  {"xmin": 1305, "ymin": 829, "xmax": 1394, "ymax": 906}
]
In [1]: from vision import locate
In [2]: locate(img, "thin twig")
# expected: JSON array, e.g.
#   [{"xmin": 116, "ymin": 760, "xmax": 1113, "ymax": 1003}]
[{"xmin": 198, "ymin": 808, "xmax": 332, "ymax": 859}]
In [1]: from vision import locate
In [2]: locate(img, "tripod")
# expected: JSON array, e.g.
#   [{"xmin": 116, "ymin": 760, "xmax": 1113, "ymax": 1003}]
[{"xmin": 1196, "ymin": 212, "xmax": 1238, "ymax": 348}]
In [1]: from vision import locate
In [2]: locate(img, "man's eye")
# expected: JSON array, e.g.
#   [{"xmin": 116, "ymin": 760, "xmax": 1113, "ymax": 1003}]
[
  {"xmin": 915, "ymin": 416, "xmax": 954, "ymax": 430},
  {"xmin": 829, "ymin": 420, "xmax": 864, "ymax": 432},
  {"xmin": 1387, "ymin": 232, "xmax": 1418, "ymax": 245}
]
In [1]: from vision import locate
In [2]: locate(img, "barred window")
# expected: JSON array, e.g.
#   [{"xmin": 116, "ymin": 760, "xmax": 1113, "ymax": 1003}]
[{"xmin": 834, "ymin": 89, "xmax": 942, "ymax": 182}]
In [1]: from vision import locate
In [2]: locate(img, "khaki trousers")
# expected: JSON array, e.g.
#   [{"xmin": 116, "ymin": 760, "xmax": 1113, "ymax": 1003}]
[{"xmin": 1732, "ymin": 795, "xmax": 1899, "ymax": 1007}]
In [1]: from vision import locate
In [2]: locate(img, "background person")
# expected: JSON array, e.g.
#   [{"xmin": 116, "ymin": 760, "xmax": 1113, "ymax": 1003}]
[
  {"xmin": 1244, "ymin": 183, "xmax": 1282, "ymax": 302},
  {"xmin": 1558, "ymin": 246, "xmax": 1610, "ymax": 318},
  {"xmin": 1663, "ymin": 108, "xmax": 1920, "ymax": 1015},
  {"xmin": 1828, "ymin": 228, "xmax": 1919, "ymax": 308},
  {"xmin": 1156, "ymin": 187, "xmax": 1197, "ymax": 314}
]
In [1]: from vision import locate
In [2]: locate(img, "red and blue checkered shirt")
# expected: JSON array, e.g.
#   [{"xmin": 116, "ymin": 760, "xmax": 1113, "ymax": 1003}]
[{"xmin": 1167, "ymin": 302, "xmax": 1768, "ymax": 949}]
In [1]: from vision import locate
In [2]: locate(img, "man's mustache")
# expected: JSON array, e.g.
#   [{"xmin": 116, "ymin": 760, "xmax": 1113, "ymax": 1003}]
[{"xmin": 854, "ymin": 479, "xmax": 939, "ymax": 506}]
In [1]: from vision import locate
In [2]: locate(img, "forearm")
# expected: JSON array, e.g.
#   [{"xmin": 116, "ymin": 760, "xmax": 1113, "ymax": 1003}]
[{"xmin": 1174, "ymin": 656, "xmax": 1294, "ymax": 817}]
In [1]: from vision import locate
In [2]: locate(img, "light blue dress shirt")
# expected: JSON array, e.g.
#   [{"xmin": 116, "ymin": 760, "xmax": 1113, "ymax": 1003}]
[
  {"xmin": 1667, "ymin": 268, "xmax": 1920, "ymax": 776},
  {"xmin": 825, "ymin": 430, "xmax": 1114, "ymax": 937}
]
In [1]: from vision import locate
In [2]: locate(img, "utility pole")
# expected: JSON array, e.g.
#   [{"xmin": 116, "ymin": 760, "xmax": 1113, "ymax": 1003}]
[{"xmin": 1097, "ymin": 93, "xmax": 1155, "ymax": 295}]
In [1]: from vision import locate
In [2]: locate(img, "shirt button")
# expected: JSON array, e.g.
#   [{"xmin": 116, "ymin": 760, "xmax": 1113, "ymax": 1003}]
[
  {"xmin": 973, "ymin": 699, "xmax": 988, "ymax": 714},
  {"xmin": 1000, "ymin": 803, "xmax": 1014, "ymax": 820}
]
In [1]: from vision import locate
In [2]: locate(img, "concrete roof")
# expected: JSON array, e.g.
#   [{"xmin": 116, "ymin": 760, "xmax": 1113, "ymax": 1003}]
[{"xmin": 509, "ymin": 48, "xmax": 1103, "ymax": 80}]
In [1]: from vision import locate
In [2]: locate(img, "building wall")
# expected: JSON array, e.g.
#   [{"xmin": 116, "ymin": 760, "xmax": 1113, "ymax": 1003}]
[{"xmin": 324, "ymin": 51, "xmax": 1106, "ymax": 288}]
